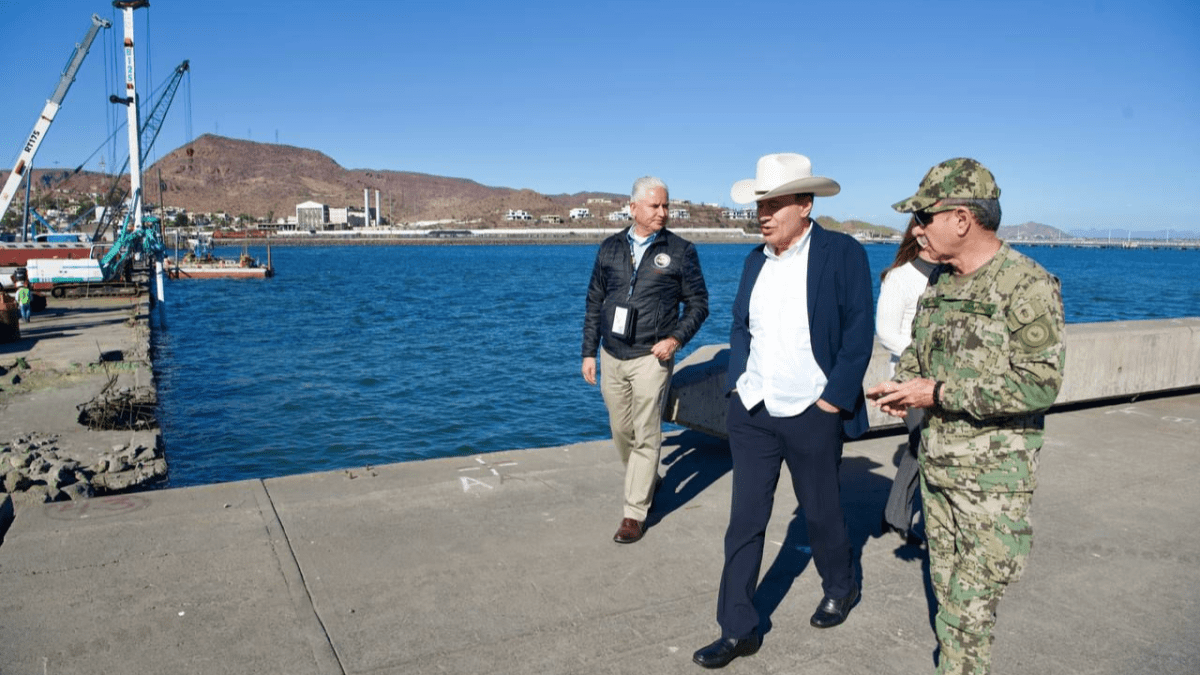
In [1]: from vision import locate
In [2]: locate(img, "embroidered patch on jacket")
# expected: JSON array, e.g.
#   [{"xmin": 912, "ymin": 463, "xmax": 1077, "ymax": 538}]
[{"xmin": 653, "ymin": 253, "xmax": 672, "ymax": 269}]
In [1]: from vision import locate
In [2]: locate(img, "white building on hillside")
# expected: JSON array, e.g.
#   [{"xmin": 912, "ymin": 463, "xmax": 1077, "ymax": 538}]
[
  {"xmin": 296, "ymin": 201, "xmax": 328, "ymax": 229},
  {"xmin": 607, "ymin": 207, "xmax": 632, "ymax": 222},
  {"xmin": 723, "ymin": 208, "xmax": 757, "ymax": 220}
]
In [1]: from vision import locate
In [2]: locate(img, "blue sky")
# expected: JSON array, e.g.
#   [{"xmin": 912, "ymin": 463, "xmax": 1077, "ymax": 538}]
[{"xmin": 2, "ymin": 0, "xmax": 1197, "ymax": 233}]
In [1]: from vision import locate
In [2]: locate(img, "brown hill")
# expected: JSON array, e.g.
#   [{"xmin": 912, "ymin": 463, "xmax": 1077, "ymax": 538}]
[
  {"xmin": 4, "ymin": 134, "xmax": 898, "ymax": 234},
  {"xmin": 149, "ymin": 135, "xmax": 666, "ymax": 226},
  {"xmin": 146, "ymin": 134, "xmax": 528, "ymax": 222},
  {"xmin": 0, "ymin": 134, "xmax": 618, "ymax": 225}
]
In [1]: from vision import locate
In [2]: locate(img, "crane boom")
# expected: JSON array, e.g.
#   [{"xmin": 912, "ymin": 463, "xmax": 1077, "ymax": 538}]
[
  {"xmin": 0, "ymin": 14, "xmax": 111, "ymax": 219},
  {"xmin": 92, "ymin": 59, "xmax": 189, "ymax": 243},
  {"xmin": 137, "ymin": 61, "xmax": 190, "ymax": 176}
]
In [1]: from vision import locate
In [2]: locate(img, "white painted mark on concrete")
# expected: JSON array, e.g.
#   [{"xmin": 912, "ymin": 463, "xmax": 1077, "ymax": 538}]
[
  {"xmin": 456, "ymin": 456, "xmax": 519, "ymax": 483},
  {"xmin": 1106, "ymin": 407, "xmax": 1150, "ymax": 417},
  {"xmin": 460, "ymin": 476, "xmax": 493, "ymax": 492},
  {"xmin": 1105, "ymin": 407, "xmax": 1195, "ymax": 425}
]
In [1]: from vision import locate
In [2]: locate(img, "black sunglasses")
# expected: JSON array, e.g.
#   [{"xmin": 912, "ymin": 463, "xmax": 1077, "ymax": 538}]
[{"xmin": 914, "ymin": 206, "xmax": 957, "ymax": 226}]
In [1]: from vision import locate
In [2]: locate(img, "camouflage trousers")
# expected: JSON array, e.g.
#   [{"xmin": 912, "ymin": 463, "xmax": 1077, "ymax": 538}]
[{"xmin": 921, "ymin": 473, "xmax": 1033, "ymax": 675}]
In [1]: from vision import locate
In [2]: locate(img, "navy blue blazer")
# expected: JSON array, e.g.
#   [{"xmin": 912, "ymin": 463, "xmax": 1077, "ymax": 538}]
[{"xmin": 727, "ymin": 222, "xmax": 875, "ymax": 439}]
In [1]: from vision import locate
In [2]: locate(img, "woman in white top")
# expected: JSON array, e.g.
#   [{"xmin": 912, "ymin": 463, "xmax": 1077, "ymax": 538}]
[
  {"xmin": 876, "ymin": 220, "xmax": 939, "ymax": 373},
  {"xmin": 877, "ymin": 218, "xmax": 938, "ymax": 542}
]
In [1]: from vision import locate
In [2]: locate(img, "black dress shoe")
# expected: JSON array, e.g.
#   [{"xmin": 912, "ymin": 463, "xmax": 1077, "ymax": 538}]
[
  {"xmin": 810, "ymin": 584, "xmax": 860, "ymax": 628},
  {"xmin": 692, "ymin": 634, "xmax": 761, "ymax": 669}
]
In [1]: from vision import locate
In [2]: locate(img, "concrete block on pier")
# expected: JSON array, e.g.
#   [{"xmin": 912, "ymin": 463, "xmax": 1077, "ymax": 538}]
[
  {"xmin": 662, "ymin": 344, "xmax": 731, "ymax": 439},
  {"xmin": 665, "ymin": 317, "xmax": 1200, "ymax": 440},
  {"xmin": 1059, "ymin": 318, "xmax": 1200, "ymax": 402}
]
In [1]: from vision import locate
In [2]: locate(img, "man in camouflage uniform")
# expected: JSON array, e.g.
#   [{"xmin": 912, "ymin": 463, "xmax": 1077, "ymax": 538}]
[{"xmin": 867, "ymin": 158, "xmax": 1066, "ymax": 675}]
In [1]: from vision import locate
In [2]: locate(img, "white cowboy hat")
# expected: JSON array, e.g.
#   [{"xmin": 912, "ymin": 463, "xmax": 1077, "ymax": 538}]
[{"xmin": 730, "ymin": 153, "xmax": 840, "ymax": 204}]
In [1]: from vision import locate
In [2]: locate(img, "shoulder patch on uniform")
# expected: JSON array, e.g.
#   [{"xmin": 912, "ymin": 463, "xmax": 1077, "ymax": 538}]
[
  {"xmin": 1006, "ymin": 296, "xmax": 1050, "ymax": 331},
  {"xmin": 1007, "ymin": 291, "xmax": 1059, "ymax": 350},
  {"xmin": 1016, "ymin": 314, "xmax": 1057, "ymax": 350}
]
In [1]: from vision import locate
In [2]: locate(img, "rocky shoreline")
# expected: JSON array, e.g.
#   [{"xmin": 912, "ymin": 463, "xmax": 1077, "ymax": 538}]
[{"xmin": 0, "ymin": 295, "xmax": 165, "ymax": 507}]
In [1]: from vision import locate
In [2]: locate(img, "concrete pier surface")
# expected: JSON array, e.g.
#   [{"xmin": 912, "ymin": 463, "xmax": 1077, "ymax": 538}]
[{"xmin": 1, "ymin": 390, "xmax": 1197, "ymax": 674}]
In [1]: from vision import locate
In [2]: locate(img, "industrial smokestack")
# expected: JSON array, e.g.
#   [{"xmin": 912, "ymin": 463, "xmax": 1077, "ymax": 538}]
[
  {"xmin": 363, "ymin": 188, "xmax": 369, "ymax": 227},
  {"xmin": 375, "ymin": 190, "xmax": 381, "ymax": 227}
]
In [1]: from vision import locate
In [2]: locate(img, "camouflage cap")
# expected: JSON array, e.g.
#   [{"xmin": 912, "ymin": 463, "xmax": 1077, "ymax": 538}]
[{"xmin": 891, "ymin": 158, "xmax": 1001, "ymax": 213}]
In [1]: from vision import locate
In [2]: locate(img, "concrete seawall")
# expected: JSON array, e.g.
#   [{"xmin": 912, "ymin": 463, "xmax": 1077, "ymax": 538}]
[{"xmin": 666, "ymin": 317, "xmax": 1200, "ymax": 438}]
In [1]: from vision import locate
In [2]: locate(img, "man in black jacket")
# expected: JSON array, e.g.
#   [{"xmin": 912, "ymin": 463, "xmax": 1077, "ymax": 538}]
[{"xmin": 581, "ymin": 176, "xmax": 709, "ymax": 544}]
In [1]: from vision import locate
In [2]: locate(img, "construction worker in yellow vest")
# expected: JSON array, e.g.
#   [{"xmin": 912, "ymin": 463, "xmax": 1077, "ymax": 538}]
[{"xmin": 16, "ymin": 283, "xmax": 31, "ymax": 322}]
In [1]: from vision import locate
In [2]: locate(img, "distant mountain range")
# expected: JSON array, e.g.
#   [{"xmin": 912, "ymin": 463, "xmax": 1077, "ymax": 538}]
[
  {"xmin": 3, "ymin": 134, "xmax": 1072, "ymax": 239},
  {"xmin": 997, "ymin": 222, "xmax": 1071, "ymax": 240}
]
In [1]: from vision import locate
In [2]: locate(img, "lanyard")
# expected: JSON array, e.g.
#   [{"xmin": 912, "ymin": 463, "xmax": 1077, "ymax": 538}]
[{"xmin": 627, "ymin": 231, "xmax": 657, "ymax": 298}]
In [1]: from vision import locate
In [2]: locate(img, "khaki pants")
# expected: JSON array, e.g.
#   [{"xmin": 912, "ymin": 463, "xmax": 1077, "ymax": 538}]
[{"xmin": 599, "ymin": 349, "xmax": 673, "ymax": 521}]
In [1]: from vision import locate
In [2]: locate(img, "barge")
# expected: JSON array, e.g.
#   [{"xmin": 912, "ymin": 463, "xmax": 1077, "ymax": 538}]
[{"xmin": 166, "ymin": 253, "xmax": 273, "ymax": 279}]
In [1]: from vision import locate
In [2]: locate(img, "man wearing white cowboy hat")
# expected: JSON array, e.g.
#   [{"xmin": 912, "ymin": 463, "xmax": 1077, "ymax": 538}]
[{"xmin": 694, "ymin": 153, "xmax": 874, "ymax": 669}]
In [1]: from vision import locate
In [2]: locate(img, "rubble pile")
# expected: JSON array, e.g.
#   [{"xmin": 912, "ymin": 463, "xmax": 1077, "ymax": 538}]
[
  {"xmin": 1, "ymin": 432, "xmax": 166, "ymax": 504},
  {"xmin": 76, "ymin": 376, "xmax": 158, "ymax": 431}
]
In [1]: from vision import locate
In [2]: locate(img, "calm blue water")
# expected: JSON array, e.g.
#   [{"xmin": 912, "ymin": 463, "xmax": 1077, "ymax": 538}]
[{"xmin": 151, "ymin": 243, "xmax": 1200, "ymax": 487}]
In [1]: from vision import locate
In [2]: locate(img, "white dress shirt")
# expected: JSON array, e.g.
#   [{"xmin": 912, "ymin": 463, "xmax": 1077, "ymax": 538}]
[{"xmin": 736, "ymin": 225, "xmax": 827, "ymax": 416}]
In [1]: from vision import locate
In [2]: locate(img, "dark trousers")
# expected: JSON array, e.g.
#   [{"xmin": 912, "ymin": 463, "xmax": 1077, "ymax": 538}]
[{"xmin": 716, "ymin": 393, "xmax": 853, "ymax": 639}]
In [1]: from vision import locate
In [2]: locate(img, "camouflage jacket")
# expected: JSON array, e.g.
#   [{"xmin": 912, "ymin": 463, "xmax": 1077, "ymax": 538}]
[{"xmin": 896, "ymin": 243, "xmax": 1066, "ymax": 492}]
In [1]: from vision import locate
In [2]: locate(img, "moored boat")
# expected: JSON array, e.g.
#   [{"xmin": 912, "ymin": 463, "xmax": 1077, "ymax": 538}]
[{"xmin": 166, "ymin": 252, "xmax": 273, "ymax": 279}]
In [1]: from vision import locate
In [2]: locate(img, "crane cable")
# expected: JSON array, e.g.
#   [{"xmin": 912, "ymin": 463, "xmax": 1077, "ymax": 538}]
[{"xmin": 70, "ymin": 65, "xmax": 188, "ymax": 175}]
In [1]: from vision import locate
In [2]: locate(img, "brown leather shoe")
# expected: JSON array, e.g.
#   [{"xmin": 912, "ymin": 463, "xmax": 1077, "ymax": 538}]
[{"xmin": 613, "ymin": 518, "xmax": 644, "ymax": 544}]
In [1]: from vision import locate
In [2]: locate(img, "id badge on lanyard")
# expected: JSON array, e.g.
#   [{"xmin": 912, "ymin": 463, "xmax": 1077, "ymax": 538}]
[{"xmin": 610, "ymin": 239, "xmax": 643, "ymax": 339}]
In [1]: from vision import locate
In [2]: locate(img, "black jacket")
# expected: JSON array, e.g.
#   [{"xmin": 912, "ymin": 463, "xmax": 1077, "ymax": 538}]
[{"xmin": 582, "ymin": 227, "xmax": 709, "ymax": 360}]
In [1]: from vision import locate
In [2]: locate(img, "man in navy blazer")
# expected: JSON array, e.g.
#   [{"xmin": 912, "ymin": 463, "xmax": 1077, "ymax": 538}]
[{"xmin": 694, "ymin": 154, "xmax": 874, "ymax": 669}]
